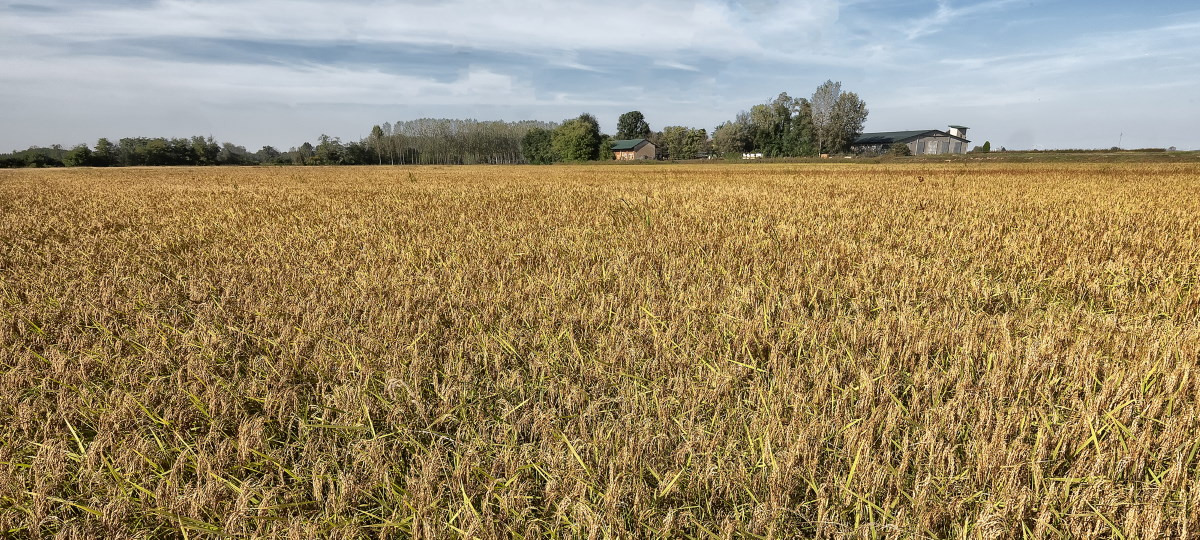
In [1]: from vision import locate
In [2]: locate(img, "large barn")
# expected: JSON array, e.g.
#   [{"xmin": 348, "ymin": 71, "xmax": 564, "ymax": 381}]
[
  {"xmin": 611, "ymin": 139, "xmax": 656, "ymax": 160},
  {"xmin": 852, "ymin": 125, "xmax": 971, "ymax": 155}
]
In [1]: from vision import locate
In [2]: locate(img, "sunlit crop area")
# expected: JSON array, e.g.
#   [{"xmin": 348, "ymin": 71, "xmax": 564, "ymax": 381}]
[{"xmin": 2, "ymin": 163, "xmax": 1199, "ymax": 537}]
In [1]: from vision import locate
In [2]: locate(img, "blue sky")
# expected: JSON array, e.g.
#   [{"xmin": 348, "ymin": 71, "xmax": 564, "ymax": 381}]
[{"xmin": 2, "ymin": 0, "xmax": 1198, "ymax": 151}]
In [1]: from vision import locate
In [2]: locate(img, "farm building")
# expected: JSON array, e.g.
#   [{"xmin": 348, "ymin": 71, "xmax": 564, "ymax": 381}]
[
  {"xmin": 611, "ymin": 139, "xmax": 656, "ymax": 160},
  {"xmin": 852, "ymin": 125, "xmax": 971, "ymax": 155}
]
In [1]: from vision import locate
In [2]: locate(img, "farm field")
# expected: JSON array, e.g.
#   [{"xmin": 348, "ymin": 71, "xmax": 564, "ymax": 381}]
[{"xmin": 2, "ymin": 163, "xmax": 1199, "ymax": 537}]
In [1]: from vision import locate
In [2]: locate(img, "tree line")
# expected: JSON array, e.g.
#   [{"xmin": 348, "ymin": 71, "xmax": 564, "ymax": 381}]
[{"xmin": 1, "ymin": 80, "xmax": 868, "ymax": 168}]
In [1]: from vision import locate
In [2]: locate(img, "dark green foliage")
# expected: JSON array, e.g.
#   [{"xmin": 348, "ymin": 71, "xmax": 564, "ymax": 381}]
[
  {"xmin": 0, "ymin": 148, "xmax": 65, "ymax": 168},
  {"xmin": 599, "ymin": 134, "xmax": 614, "ymax": 160},
  {"xmin": 64, "ymin": 144, "xmax": 94, "ymax": 167},
  {"xmin": 218, "ymin": 143, "xmax": 253, "ymax": 165},
  {"xmin": 368, "ymin": 125, "xmax": 386, "ymax": 164},
  {"xmin": 810, "ymin": 81, "xmax": 868, "ymax": 154},
  {"xmin": 712, "ymin": 119, "xmax": 752, "ymax": 156},
  {"xmin": 93, "ymin": 138, "xmax": 116, "ymax": 167},
  {"xmin": 255, "ymin": 146, "xmax": 284, "ymax": 164},
  {"xmin": 715, "ymin": 92, "xmax": 818, "ymax": 158},
  {"xmin": 521, "ymin": 128, "xmax": 556, "ymax": 164},
  {"xmin": 551, "ymin": 114, "xmax": 602, "ymax": 162},
  {"xmin": 616, "ymin": 111, "xmax": 651, "ymax": 140},
  {"xmin": 341, "ymin": 140, "xmax": 372, "ymax": 165},
  {"xmin": 659, "ymin": 126, "xmax": 710, "ymax": 160},
  {"xmin": 7, "ymin": 87, "xmax": 860, "ymax": 167},
  {"xmin": 295, "ymin": 142, "xmax": 315, "ymax": 165},
  {"xmin": 192, "ymin": 136, "xmax": 220, "ymax": 165},
  {"xmin": 889, "ymin": 142, "xmax": 912, "ymax": 156},
  {"xmin": 313, "ymin": 134, "xmax": 344, "ymax": 165}
]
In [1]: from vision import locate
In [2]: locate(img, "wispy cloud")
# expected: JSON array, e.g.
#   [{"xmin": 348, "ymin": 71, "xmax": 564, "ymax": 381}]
[
  {"xmin": 6, "ymin": 0, "xmax": 777, "ymax": 57},
  {"xmin": 1, "ymin": 0, "xmax": 1198, "ymax": 150}
]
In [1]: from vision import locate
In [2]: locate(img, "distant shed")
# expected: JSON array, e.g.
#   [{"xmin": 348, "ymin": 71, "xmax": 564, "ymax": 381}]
[
  {"xmin": 853, "ymin": 125, "xmax": 971, "ymax": 155},
  {"xmin": 611, "ymin": 139, "xmax": 656, "ymax": 160}
]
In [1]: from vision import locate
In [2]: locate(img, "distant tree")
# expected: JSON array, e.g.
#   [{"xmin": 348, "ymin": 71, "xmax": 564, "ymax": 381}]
[
  {"xmin": 686, "ymin": 128, "xmax": 711, "ymax": 159},
  {"xmin": 219, "ymin": 142, "xmax": 253, "ymax": 165},
  {"xmin": 599, "ymin": 134, "xmax": 615, "ymax": 160},
  {"xmin": 811, "ymin": 80, "xmax": 868, "ymax": 154},
  {"xmin": 551, "ymin": 114, "xmax": 602, "ymax": 161},
  {"xmin": 191, "ymin": 136, "xmax": 220, "ymax": 165},
  {"xmin": 64, "ymin": 144, "xmax": 93, "ymax": 167},
  {"xmin": 295, "ymin": 142, "xmax": 314, "ymax": 165},
  {"xmin": 93, "ymin": 138, "xmax": 116, "ymax": 166},
  {"xmin": 616, "ymin": 111, "xmax": 651, "ymax": 140},
  {"xmin": 659, "ymin": 126, "xmax": 686, "ymax": 160},
  {"xmin": 255, "ymin": 145, "xmax": 281, "ymax": 163},
  {"xmin": 811, "ymin": 80, "xmax": 840, "ymax": 154},
  {"xmin": 342, "ymin": 140, "xmax": 372, "ymax": 165},
  {"xmin": 829, "ymin": 91, "xmax": 868, "ymax": 153},
  {"xmin": 712, "ymin": 118, "xmax": 753, "ymax": 156},
  {"xmin": 982, "ymin": 141, "xmax": 991, "ymax": 152},
  {"xmin": 791, "ymin": 98, "xmax": 816, "ymax": 156},
  {"xmin": 521, "ymin": 127, "xmax": 555, "ymax": 164},
  {"xmin": 368, "ymin": 125, "xmax": 385, "ymax": 164},
  {"xmin": 313, "ymin": 135, "xmax": 344, "ymax": 165},
  {"xmin": 0, "ymin": 147, "xmax": 65, "ymax": 168},
  {"xmin": 659, "ymin": 126, "xmax": 709, "ymax": 160},
  {"xmin": 142, "ymin": 138, "xmax": 171, "ymax": 166},
  {"xmin": 749, "ymin": 103, "xmax": 783, "ymax": 155}
]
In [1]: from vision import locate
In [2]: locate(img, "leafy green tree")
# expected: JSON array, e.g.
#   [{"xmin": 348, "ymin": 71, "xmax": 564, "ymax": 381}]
[
  {"xmin": 811, "ymin": 80, "xmax": 840, "ymax": 155},
  {"xmin": 167, "ymin": 138, "xmax": 196, "ymax": 165},
  {"xmin": 313, "ymin": 135, "xmax": 344, "ymax": 165},
  {"xmin": 889, "ymin": 142, "xmax": 912, "ymax": 156},
  {"xmin": 685, "ymin": 128, "xmax": 710, "ymax": 159},
  {"xmin": 342, "ymin": 140, "xmax": 372, "ymax": 165},
  {"xmin": 712, "ymin": 118, "xmax": 752, "ymax": 156},
  {"xmin": 219, "ymin": 143, "xmax": 253, "ymax": 165},
  {"xmin": 521, "ymin": 127, "xmax": 555, "ymax": 164},
  {"xmin": 791, "ymin": 99, "xmax": 816, "ymax": 156},
  {"xmin": 829, "ymin": 91, "xmax": 868, "ymax": 153},
  {"xmin": 660, "ymin": 126, "xmax": 687, "ymax": 160},
  {"xmin": 191, "ymin": 136, "xmax": 220, "ymax": 165},
  {"xmin": 616, "ymin": 111, "xmax": 651, "ymax": 140},
  {"xmin": 142, "ymin": 138, "xmax": 171, "ymax": 166},
  {"xmin": 659, "ymin": 126, "xmax": 711, "ymax": 160},
  {"xmin": 551, "ymin": 114, "xmax": 602, "ymax": 161},
  {"xmin": 599, "ymin": 134, "xmax": 615, "ymax": 160},
  {"xmin": 64, "ymin": 144, "xmax": 93, "ymax": 167},
  {"xmin": 256, "ymin": 146, "xmax": 281, "ymax": 164},
  {"xmin": 811, "ymin": 80, "xmax": 868, "ymax": 154},
  {"xmin": 0, "ymin": 147, "xmax": 65, "ymax": 168},
  {"xmin": 295, "ymin": 142, "xmax": 314, "ymax": 165},
  {"xmin": 93, "ymin": 138, "xmax": 116, "ymax": 166},
  {"xmin": 368, "ymin": 125, "xmax": 385, "ymax": 164}
]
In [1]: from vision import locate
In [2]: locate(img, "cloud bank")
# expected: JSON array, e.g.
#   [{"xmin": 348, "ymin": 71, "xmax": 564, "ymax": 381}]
[{"xmin": 2, "ymin": 0, "xmax": 1198, "ymax": 150}]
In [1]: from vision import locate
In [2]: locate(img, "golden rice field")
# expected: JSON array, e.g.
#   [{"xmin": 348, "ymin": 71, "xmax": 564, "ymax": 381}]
[{"xmin": 2, "ymin": 163, "xmax": 1199, "ymax": 538}]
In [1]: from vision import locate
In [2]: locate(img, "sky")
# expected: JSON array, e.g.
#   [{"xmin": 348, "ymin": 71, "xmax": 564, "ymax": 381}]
[{"xmin": 2, "ymin": 0, "xmax": 1199, "ymax": 152}]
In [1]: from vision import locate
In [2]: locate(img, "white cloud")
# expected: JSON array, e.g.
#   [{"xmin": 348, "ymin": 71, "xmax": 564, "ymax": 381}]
[
  {"xmin": 904, "ymin": 0, "xmax": 1022, "ymax": 40},
  {"xmin": 0, "ymin": 52, "xmax": 535, "ymax": 107},
  {"xmin": 2, "ymin": 0, "xmax": 841, "ymax": 58},
  {"xmin": 2, "ymin": 0, "xmax": 1199, "ymax": 150}
]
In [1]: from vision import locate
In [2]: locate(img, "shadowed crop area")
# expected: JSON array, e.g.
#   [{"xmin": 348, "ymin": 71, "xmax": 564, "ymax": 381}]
[{"xmin": 2, "ymin": 163, "xmax": 1199, "ymax": 537}]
